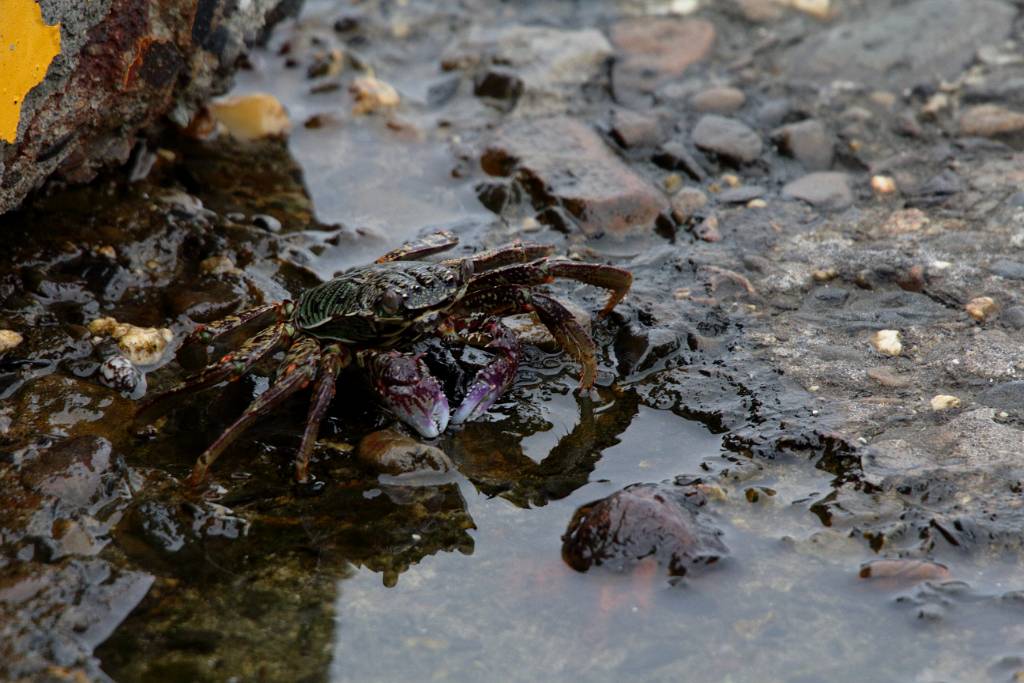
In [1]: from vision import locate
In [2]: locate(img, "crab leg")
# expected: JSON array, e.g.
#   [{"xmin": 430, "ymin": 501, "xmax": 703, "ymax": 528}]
[
  {"xmin": 467, "ymin": 260, "xmax": 632, "ymax": 318},
  {"xmin": 375, "ymin": 231, "xmax": 460, "ymax": 263},
  {"xmin": 134, "ymin": 322, "xmax": 292, "ymax": 427},
  {"xmin": 358, "ymin": 349, "xmax": 450, "ymax": 438},
  {"xmin": 449, "ymin": 318, "xmax": 521, "ymax": 425},
  {"xmin": 187, "ymin": 337, "xmax": 321, "ymax": 486},
  {"xmin": 184, "ymin": 302, "xmax": 286, "ymax": 348},
  {"xmin": 294, "ymin": 345, "xmax": 351, "ymax": 483},
  {"xmin": 458, "ymin": 285, "xmax": 599, "ymax": 390},
  {"xmin": 461, "ymin": 242, "xmax": 555, "ymax": 273}
]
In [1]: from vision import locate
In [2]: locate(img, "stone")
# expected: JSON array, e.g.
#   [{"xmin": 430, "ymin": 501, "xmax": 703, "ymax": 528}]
[
  {"xmin": 718, "ymin": 186, "xmax": 765, "ymax": 204},
  {"xmin": 0, "ymin": 329, "xmax": 23, "ymax": 353},
  {"xmin": 867, "ymin": 366, "xmax": 910, "ymax": 388},
  {"xmin": 772, "ymin": 119, "xmax": 834, "ymax": 170},
  {"xmin": 609, "ymin": 108, "xmax": 662, "ymax": 148},
  {"xmin": 693, "ymin": 214, "xmax": 722, "ymax": 242},
  {"xmin": 977, "ymin": 382, "xmax": 1024, "ymax": 412},
  {"xmin": 880, "ymin": 208, "xmax": 929, "ymax": 235},
  {"xmin": 1003, "ymin": 305, "xmax": 1024, "ymax": 330},
  {"xmin": 0, "ymin": 0, "xmax": 299, "ymax": 216},
  {"xmin": 481, "ymin": 117, "xmax": 669, "ymax": 237},
  {"xmin": 959, "ymin": 104, "xmax": 1024, "ymax": 138},
  {"xmin": 473, "ymin": 68, "xmax": 525, "ymax": 105},
  {"xmin": 930, "ymin": 394, "xmax": 961, "ymax": 411},
  {"xmin": 349, "ymin": 76, "xmax": 400, "ymax": 115},
  {"xmin": 670, "ymin": 187, "xmax": 709, "ymax": 222},
  {"xmin": 89, "ymin": 317, "xmax": 172, "ymax": 366},
  {"xmin": 782, "ymin": 172, "xmax": 853, "ymax": 209},
  {"xmin": 965, "ymin": 296, "xmax": 998, "ymax": 322},
  {"xmin": 870, "ymin": 329, "xmax": 902, "ymax": 356},
  {"xmin": 444, "ymin": 25, "xmax": 612, "ymax": 112},
  {"xmin": 209, "ymin": 93, "xmax": 290, "ymax": 141},
  {"xmin": 561, "ymin": 483, "xmax": 727, "ymax": 577},
  {"xmin": 652, "ymin": 141, "xmax": 707, "ymax": 181},
  {"xmin": 858, "ymin": 559, "xmax": 950, "ymax": 583},
  {"xmin": 991, "ymin": 260, "xmax": 1024, "ymax": 280},
  {"xmin": 98, "ymin": 355, "xmax": 147, "ymax": 397},
  {"xmin": 783, "ymin": 0, "xmax": 1016, "ymax": 89},
  {"xmin": 610, "ymin": 17, "xmax": 715, "ymax": 96},
  {"xmin": 691, "ymin": 86, "xmax": 746, "ymax": 114},
  {"xmin": 692, "ymin": 115, "xmax": 763, "ymax": 164},
  {"xmin": 357, "ymin": 430, "xmax": 453, "ymax": 476},
  {"xmin": 871, "ymin": 175, "xmax": 897, "ymax": 195}
]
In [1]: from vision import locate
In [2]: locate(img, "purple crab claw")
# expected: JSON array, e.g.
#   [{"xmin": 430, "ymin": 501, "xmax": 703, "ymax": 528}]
[
  {"xmin": 451, "ymin": 320, "xmax": 521, "ymax": 425},
  {"xmin": 359, "ymin": 350, "xmax": 451, "ymax": 438}
]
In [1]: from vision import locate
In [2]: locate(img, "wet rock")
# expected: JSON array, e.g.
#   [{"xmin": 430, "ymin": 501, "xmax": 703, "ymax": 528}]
[
  {"xmin": 0, "ymin": 0, "xmax": 297, "ymax": 215},
  {"xmin": 859, "ymin": 559, "xmax": 950, "ymax": 583},
  {"xmin": 481, "ymin": 117, "xmax": 669, "ymax": 237},
  {"xmin": 609, "ymin": 108, "xmax": 662, "ymax": 149},
  {"xmin": 561, "ymin": 483, "xmax": 727, "ymax": 577},
  {"xmin": 692, "ymin": 214, "xmax": 722, "ymax": 242},
  {"xmin": 209, "ymin": 93, "xmax": 291, "ymax": 141},
  {"xmin": 444, "ymin": 25, "xmax": 612, "ymax": 113},
  {"xmin": 692, "ymin": 115, "xmax": 762, "ymax": 164},
  {"xmin": 691, "ymin": 86, "xmax": 746, "ymax": 114},
  {"xmin": 783, "ymin": 0, "xmax": 1016, "ymax": 89},
  {"xmin": 670, "ymin": 187, "xmax": 709, "ymax": 223},
  {"xmin": 350, "ymin": 76, "xmax": 400, "ymax": 115},
  {"xmin": 609, "ymin": 17, "xmax": 715, "ymax": 97},
  {"xmin": 959, "ymin": 104, "xmax": 1024, "ymax": 138},
  {"xmin": 615, "ymin": 323, "xmax": 680, "ymax": 375},
  {"xmin": 772, "ymin": 119, "xmax": 834, "ymax": 170},
  {"xmin": 504, "ymin": 301, "xmax": 590, "ymax": 350},
  {"xmin": 357, "ymin": 430, "xmax": 454, "ymax": 477},
  {"xmin": 782, "ymin": 172, "xmax": 853, "ymax": 209},
  {"xmin": 879, "ymin": 208, "xmax": 929, "ymax": 235}
]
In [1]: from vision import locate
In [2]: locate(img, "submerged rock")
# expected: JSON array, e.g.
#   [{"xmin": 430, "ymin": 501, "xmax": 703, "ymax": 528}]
[
  {"xmin": 692, "ymin": 115, "xmax": 763, "ymax": 164},
  {"xmin": 358, "ymin": 430, "xmax": 454, "ymax": 476},
  {"xmin": 562, "ymin": 483, "xmax": 727, "ymax": 577}
]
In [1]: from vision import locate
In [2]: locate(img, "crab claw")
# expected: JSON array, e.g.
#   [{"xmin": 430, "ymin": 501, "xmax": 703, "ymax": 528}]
[
  {"xmin": 359, "ymin": 351, "xmax": 450, "ymax": 438},
  {"xmin": 451, "ymin": 319, "xmax": 520, "ymax": 425}
]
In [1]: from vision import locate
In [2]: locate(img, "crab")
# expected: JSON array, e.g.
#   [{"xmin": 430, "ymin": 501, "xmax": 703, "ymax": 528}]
[{"xmin": 136, "ymin": 232, "xmax": 632, "ymax": 485}]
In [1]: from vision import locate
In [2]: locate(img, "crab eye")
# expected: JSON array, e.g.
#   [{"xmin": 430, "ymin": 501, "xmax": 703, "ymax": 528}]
[
  {"xmin": 460, "ymin": 260, "xmax": 474, "ymax": 281},
  {"xmin": 380, "ymin": 289, "xmax": 402, "ymax": 314}
]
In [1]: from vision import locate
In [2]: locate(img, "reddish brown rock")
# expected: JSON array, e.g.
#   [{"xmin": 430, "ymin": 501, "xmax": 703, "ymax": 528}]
[
  {"xmin": 959, "ymin": 104, "xmax": 1024, "ymax": 138},
  {"xmin": 609, "ymin": 18, "xmax": 715, "ymax": 96},
  {"xmin": 481, "ymin": 116, "xmax": 669, "ymax": 237}
]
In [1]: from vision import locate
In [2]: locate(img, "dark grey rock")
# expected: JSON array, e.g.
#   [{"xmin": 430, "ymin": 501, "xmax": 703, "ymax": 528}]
[
  {"xmin": 1002, "ymin": 305, "xmax": 1024, "ymax": 329},
  {"xmin": 783, "ymin": 0, "xmax": 1016, "ymax": 89},
  {"xmin": 692, "ymin": 115, "xmax": 763, "ymax": 164},
  {"xmin": 990, "ymin": 260, "xmax": 1024, "ymax": 280},
  {"xmin": 773, "ymin": 119, "xmax": 834, "ymax": 170},
  {"xmin": 782, "ymin": 172, "xmax": 853, "ymax": 209},
  {"xmin": 718, "ymin": 186, "xmax": 765, "ymax": 204},
  {"xmin": 610, "ymin": 108, "xmax": 662, "ymax": 148},
  {"xmin": 977, "ymin": 382, "xmax": 1024, "ymax": 411},
  {"xmin": 652, "ymin": 141, "xmax": 707, "ymax": 181}
]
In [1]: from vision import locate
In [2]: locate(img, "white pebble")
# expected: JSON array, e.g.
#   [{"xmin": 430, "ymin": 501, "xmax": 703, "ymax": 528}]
[
  {"xmin": 930, "ymin": 395, "xmax": 961, "ymax": 411},
  {"xmin": 870, "ymin": 330, "xmax": 902, "ymax": 356}
]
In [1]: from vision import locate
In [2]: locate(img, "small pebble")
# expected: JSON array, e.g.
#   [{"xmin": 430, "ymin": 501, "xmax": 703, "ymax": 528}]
[
  {"xmin": 859, "ymin": 559, "xmax": 950, "ymax": 582},
  {"xmin": 252, "ymin": 214, "xmax": 282, "ymax": 232},
  {"xmin": 871, "ymin": 175, "xmax": 897, "ymax": 195},
  {"xmin": 671, "ymin": 187, "xmax": 708, "ymax": 222},
  {"xmin": 209, "ymin": 93, "xmax": 291, "ymax": 141},
  {"xmin": 350, "ymin": 76, "xmax": 400, "ymax": 115},
  {"xmin": 870, "ymin": 330, "xmax": 902, "ymax": 356},
  {"xmin": 0, "ymin": 329, "xmax": 23, "ymax": 353},
  {"xmin": 867, "ymin": 366, "xmax": 910, "ymax": 388},
  {"xmin": 965, "ymin": 296, "xmax": 997, "ymax": 322},
  {"xmin": 199, "ymin": 255, "xmax": 238, "ymax": 276},
  {"xmin": 930, "ymin": 394, "xmax": 961, "ymax": 411},
  {"xmin": 97, "ymin": 245, "xmax": 118, "ymax": 259},
  {"xmin": 747, "ymin": 198, "xmax": 767, "ymax": 208},
  {"xmin": 89, "ymin": 317, "xmax": 173, "ymax": 366}
]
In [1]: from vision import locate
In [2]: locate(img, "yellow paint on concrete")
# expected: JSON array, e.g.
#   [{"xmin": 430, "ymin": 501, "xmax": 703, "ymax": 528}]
[{"xmin": 0, "ymin": 0, "xmax": 61, "ymax": 143}]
